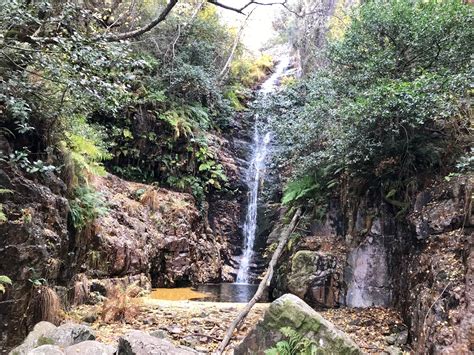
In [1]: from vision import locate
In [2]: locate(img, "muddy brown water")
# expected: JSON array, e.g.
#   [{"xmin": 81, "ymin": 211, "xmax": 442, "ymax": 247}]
[{"xmin": 149, "ymin": 283, "xmax": 269, "ymax": 303}]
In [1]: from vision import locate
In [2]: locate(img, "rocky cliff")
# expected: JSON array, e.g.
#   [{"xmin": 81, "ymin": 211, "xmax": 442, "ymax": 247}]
[
  {"xmin": 271, "ymin": 174, "xmax": 473, "ymax": 353},
  {"xmin": 0, "ymin": 109, "xmax": 255, "ymax": 349}
]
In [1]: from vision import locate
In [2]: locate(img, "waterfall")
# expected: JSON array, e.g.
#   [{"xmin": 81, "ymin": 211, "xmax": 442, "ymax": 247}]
[
  {"xmin": 236, "ymin": 55, "xmax": 290, "ymax": 284},
  {"xmin": 236, "ymin": 128, "xmax": 271, "ymax": 284}
]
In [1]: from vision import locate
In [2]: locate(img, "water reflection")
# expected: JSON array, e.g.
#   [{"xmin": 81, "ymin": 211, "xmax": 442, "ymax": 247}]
[{"xmin": 194, "ymin": 283, "xmax": 269, "ymax": 303}]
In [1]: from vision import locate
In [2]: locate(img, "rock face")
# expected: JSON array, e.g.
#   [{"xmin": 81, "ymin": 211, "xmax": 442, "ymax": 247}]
[
  {"xmin": 235, "ymin": 294, "xmax": 362, "ymax": 355},
  {"xmin": 271, "ymin": 174, "xmax": 473, "ymax": 353},
  {"xmin": 286, "ymin": 250, "xmax": 340, "ymax": 308},
  {"xmin": 0, "ymin": 165, "xmax": 247, "ymax": 350},
  {"xmin": 0, "ymin": 165, "xmax": 70, "ymax": 347},
  {"xmin": 84, "ymin": 174, "xmax": 223, "ymax": 287},
  {"xmin": 345, "ymin": 237, "xmax": 391, "ymax": 307},
  {"xmin": 117, "ymin": 330, "xmax": 197, "ymax": 355}
]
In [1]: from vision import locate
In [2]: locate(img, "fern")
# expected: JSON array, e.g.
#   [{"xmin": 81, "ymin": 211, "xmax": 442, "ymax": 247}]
[
  {"xmin": 282, "ymin": 176, "xmax": 318, "ymax": 205},
  {"xmin": 265, "ymin": 327, "xmax": 316, "ymax": 355},
  {"xmin": 159, "ymin": 110, "xmax": 194, "ymax": 139}
]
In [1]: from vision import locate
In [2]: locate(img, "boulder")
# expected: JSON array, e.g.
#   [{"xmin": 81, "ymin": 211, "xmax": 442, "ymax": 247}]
[
  {"xmin": 117, "ymin": 330, "xmax": 197, "ymax": 355},
  {"xmin": 287, "ymin": 250, "xmax": 339, "ymax": 307},
  {"xmin": 64, "ymin": 341, "xmax": 116, "ymax": 355},
  {"xmin": 235, "ymin": 294, "xmax": 361, "ymax": 355},
  {"xmin": 9, "ymin": 321, "xmax": 57, "ymax": 355},
  {"xmin": 27, "ymin": 345, "xmax": 64, "ymax": 355},
  {"xmin": 45, "ymin": 323, "xmax": 95, "ymax": 348}
]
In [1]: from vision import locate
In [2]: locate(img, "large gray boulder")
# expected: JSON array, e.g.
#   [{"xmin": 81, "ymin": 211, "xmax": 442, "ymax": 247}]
[
  {"xmin": 9, "ymin": 321, "xmax": 57, "ymax": 355},
  {"xmin": 118, "ymin": 330, "xmax": 197, "ymax": 355},
  {"xmin": 235, "ymin": 294, "xmax": 362, "ymax": 355},
  {"xmin": 9, "ymin": 322, "xmax": 96, "ymax": 355},
  {"xmin": 46, "ymin": 323, "xmax": 96, "ymax": 347},
  {"xmin": 64, "ymin": 341, "xmax": 116, "ymax": 355}
]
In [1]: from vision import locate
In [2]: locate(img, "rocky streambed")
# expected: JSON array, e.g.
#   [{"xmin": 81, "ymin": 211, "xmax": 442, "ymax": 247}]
[{"xmin": 10, "ymin": 294, "xmax": 412, "ymax": 354}]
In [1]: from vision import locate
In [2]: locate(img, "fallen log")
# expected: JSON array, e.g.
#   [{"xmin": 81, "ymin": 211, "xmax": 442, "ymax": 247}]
[{"xmin": 216, "ymin": 208, "xmax": 303, "ymax": 354}]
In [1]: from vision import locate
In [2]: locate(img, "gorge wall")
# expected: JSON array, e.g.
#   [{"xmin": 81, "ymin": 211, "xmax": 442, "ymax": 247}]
[
  {"xmin": 0, "ymin": 108, "xmax": 255, "ymax": 349},
  {"xmin": 270, "ymin": 174, "xmax": 473, "ymax": 353}
]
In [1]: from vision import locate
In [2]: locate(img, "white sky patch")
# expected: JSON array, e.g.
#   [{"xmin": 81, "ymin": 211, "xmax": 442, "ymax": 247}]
[{"xmin": 215, "ymin": 0, "xmax": 283, "ymax": 53}]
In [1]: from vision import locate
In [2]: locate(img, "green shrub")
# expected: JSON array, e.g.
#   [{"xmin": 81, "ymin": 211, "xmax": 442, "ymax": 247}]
[{"xmin": 269, "ymin": 0, "xmax": 473, "ymax": 210}]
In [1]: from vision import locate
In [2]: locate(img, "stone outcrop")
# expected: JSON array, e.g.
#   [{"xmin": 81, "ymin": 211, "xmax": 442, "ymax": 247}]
[
  {"xmin": 235, "ymin": 294, "xmax": 362, "ymax": 354},
  {"xmin": 84, "ymin": 173, "xmax": 223, "ymax": 286},
  {"xmin": 0, "ymin": 162, "xmax": 247, "ymax": 350},
  {"xmin": 271, "ymin": 174, "xmax": 473, "ymax": 353}
]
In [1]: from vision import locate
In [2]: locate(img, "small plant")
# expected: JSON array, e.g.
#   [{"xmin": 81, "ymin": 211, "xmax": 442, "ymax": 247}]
[
  {"xmin": 265, "ymin": 327, "xmax": 316, "ymax": 355},
  {"xmin": 0, "ymin": 187, "xmax": 12, "ymax": 223},
  {"xmin": 69, "ymin": 187, "xmax": 108, "ymax": 231},
  {"xmin": 100, "ymin": 284, "xmax": 142, "ymax": 323},
  {"xmin": 0, "ymin": 275, "xmax": 12, "ymax": 294}
]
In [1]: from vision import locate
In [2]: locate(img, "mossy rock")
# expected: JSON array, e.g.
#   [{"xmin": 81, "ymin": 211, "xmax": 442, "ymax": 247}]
[{"xmin": 235, "ymin": 294, "xmax": 362, "ymax": 355}]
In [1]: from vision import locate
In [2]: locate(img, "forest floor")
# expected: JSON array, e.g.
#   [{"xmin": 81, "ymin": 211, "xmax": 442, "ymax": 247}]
[{"xmin": 68, "ymin": 298, "xmax": 408, "ymax": 354}]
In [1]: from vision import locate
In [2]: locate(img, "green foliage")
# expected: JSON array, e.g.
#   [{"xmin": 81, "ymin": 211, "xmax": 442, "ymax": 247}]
[
  {"xmin": 282, "ymin": 176, "xmax": 318, "ymax": 205},
  {"xmin": 265, "ymin": 327, "xmax": 316, "ymax": 355},
  {"xmin": 270, "ymin": 0, "xmax": 473, "ymax": 210},
  {"xmin": 0, "ymin": 188, "xmax": 13, "ymax": 223},
  {"xmin": 231, "ymin": 54, "xmax": 274, "ymax": 88},
  {"xmin": 69, "ymin": 187, "xmax": 108, "ymax": 231},
  {"xmin": 0, "ymin": 275, "xmax": 12, "ymax": 294}
]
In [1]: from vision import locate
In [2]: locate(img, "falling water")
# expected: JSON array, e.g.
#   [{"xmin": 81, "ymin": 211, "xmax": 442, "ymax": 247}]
[
  {"xmin": 236, "ymin": 128, "xmax": 271, "ymax": 284},
  {"xmin": 236, "ymin": 55, "xmax": 290, "ymax": 284}
]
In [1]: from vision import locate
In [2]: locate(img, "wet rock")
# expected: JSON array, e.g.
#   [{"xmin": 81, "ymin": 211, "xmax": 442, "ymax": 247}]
[
  {"xmin": 235, "ymin": 294, "xmax": 361, "ymax": 354},
  {"xmin": 64, "ymin": 341, "xmax": 116, "ymax": 355},
  {"xmin": 46, "ymin": 323, "xmax": 95, "ymax": 347},
  {"xmin": 117, "ymin": 330, "xmax": 197, "ymax": 355},
  {"xmin": 27, "ymin": 345, "xmax": 64, "ymax": 355},
  {"xmin": 9, "ymin": 321, "xmax": 57, "ymax": 355}
]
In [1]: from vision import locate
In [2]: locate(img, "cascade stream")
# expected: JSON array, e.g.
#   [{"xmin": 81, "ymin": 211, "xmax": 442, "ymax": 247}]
[{"xmin": 236, "ymin": 56, "xmax": 291, "ymax": 284}]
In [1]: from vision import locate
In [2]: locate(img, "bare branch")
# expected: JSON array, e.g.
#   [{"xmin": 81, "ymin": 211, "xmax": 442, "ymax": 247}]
[
  {"xmin": 208, "ymin": 0, "xmax": 290, "ymax": 15},
  {"xmin": 102, "ymin": 0, "xmax": 178, "ymax": 42}
]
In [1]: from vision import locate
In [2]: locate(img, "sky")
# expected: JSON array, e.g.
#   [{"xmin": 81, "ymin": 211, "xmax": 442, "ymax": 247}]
[{"xmin": 215, "ymin": 0, "xmax": 283, "ymax": 53}]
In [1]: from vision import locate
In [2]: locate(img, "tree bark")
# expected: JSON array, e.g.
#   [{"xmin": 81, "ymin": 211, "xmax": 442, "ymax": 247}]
[{"xmin": 216, "ymin": 208, "xmax": 302, "ymax": 354}]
